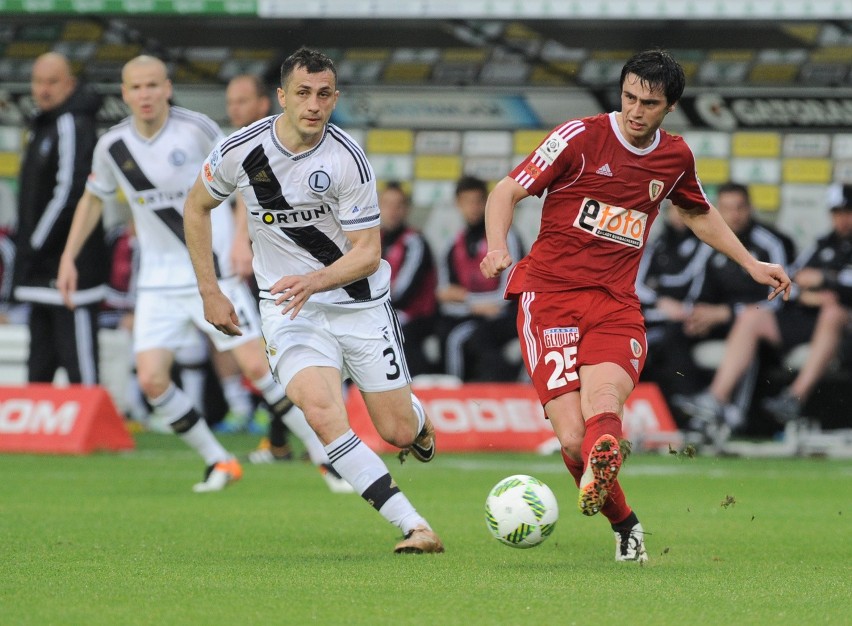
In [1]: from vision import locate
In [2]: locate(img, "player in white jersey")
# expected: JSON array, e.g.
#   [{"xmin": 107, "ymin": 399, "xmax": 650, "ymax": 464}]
[
  {"xmin": 184, "ymin": 47, "xmax": 444, "ymax": 553},
  {"xmin": 57, "ymin": 55, "xmax": 349, "ymax": 493}
]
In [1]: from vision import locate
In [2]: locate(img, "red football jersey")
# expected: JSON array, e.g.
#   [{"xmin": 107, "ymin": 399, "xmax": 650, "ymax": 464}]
[{"xmin": 508, "ymin": 112, "xmax": 711, "ymax": 307}]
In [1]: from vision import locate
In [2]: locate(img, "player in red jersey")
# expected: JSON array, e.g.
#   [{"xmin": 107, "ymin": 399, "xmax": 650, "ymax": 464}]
[{"xmin": 480, "ymin": 49, "xmax": 792, "ymax": 563}]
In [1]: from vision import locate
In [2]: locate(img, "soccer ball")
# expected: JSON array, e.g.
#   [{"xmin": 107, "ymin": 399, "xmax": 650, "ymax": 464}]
[{"xmin": 485, "ymin": 474, "xmax": 559, "ymax": 549}]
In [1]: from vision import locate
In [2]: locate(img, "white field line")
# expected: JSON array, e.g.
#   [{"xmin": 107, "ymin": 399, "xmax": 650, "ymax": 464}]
[{"xmin": 121, "ymin": 447, "xmax": 852, "ymax": 477}]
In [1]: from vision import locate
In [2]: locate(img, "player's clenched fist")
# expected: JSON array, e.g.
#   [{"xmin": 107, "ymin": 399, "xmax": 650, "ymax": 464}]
[{"xmin": 480, "ymin": 249, "xmax": 513, "ymax": 278}]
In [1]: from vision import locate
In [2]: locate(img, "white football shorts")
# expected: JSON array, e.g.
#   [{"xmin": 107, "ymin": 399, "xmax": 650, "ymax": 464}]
[
  {"xmin": 134, "ymin": 276, "xmax": 263, "ymax": 354},
  {"xmin": 261, "ymin": 298, "xmax": 410, "ymax": 393}
]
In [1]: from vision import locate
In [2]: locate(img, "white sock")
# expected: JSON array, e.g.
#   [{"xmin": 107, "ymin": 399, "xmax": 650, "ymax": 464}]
[
  {"xmin": 149, "ymin": 383, "xmax": 229, "ymax": 465},
  {"xmin": 252, "ymin": 371, "xmax": 286, "ymax": 407},
  {"xmin": 221, "ymin": 374, "xmax": 253, "ymax": 417},
  {"xmin": 180, "ymin": 420, "xmax": 231, "ymax": 466},
  {"xmin": 325, "ymin": 429, "xmax": 428, "ymax": 534},
  {"xmin": 411, "ymin": 392, "xmax": 426, "ymax": 434},
  {"xmin": 178, "ymin": 366, "xmax": 206, "ymax": 413}
]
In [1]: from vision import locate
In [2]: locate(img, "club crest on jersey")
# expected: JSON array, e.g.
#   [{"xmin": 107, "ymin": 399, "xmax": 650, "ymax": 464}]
[
  {"xmin": 649, "ymin": 179, "xmax": 665, "ymax": 201},
  {"xmin": 574, "ymin": 197, "xmax": 648, "ymax": 249},
  {"xmin": 168, "ymin": 149, "xmax": 187, "ymax": 166},
  {"xmin": 630, "ymin": 337, "xmax": 643, "ymax": 358},
  {"xmin": 308, "ymin": 170, "xmax": 331, "ymax": 193},
  {"xmin": 535, "ymin": 132, "xmax": 568, "ymax": 165},
  {"xmin": 543, "ymin": 326, "xmax": 579, "ymax": 348}
]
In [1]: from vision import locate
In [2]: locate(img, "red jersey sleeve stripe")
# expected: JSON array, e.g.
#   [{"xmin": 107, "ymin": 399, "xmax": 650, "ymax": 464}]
[{"xmin": 514, "ymin": 120, "xmax": 586, "ymax": 189}]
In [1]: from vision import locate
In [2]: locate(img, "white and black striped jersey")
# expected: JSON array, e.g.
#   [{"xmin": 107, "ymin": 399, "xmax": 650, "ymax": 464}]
[
  {"xmin": 87, "ymin": 106, "xmax": 232, "ymax": 292},
  {"xmin": 201, "ymin": 116, "xmax": 390, "ymax": 308}
]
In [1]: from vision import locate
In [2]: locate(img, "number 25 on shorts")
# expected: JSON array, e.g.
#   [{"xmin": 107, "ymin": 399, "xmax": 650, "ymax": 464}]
[{"xmin": 545, "ymin": 347, "xmax": 578, "ymax": 390}]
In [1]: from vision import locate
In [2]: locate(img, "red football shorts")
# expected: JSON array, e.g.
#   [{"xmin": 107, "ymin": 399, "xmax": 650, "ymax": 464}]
[{"xmin": 515, "ymin": 288, "xmax": 647, "ymax": 405}]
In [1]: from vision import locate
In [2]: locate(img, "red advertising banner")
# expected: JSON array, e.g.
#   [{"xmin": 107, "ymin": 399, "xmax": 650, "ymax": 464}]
[
  {"xmin": 0, "ymin": 384, "xmax": 135, "ymax": 454},
  {"xmin": 347, "ymin": 382, "xmax": 679, "ymax": 454}
]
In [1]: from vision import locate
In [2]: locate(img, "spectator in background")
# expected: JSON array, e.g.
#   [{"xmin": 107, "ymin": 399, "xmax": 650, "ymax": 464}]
[
  {"xmin": 213, "ymin": 74, "xmax": 275, "ymax": 436},
  {"xmin": 379, "ymin": 181, "xmax": 438, "ymax": 377},
  {"xmin": 635, "ymin": 202, "xmax": 707, "ymax": 424},
  {"xmin": 13, "ymin": 52, "xmax": 106, "ymax": 384},
  {"xmin": 682, "ymin": 184, "xmax": 852, "ymax": 428},
  {"xmin": 224, "ymin": 73, "xmax": 272, "ymax": 284},
  {"xmin": 436, "ymin": 175, "xmax": 524, "ymax": 382},
  {"xmin": 672, "ymin": 182, "xmax": 796, "ymax": 435},
  {"xmin": 682, "ymin": 182, "xmax": 795, "ymax": 341}
]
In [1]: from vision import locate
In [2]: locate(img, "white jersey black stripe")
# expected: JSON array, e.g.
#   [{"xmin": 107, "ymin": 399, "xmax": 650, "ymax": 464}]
[
  {"xmin": 171, "ymin": 106, "xmax": 221, "ymax": 142},
  {"xmin": 328, "ymin": 124, "xmax": 371, "ymax": 184},
  {"xmin": 87, "ymin": 106, "xmax": 229, "ymax": 291},
  {"xmin": 219, "ymin": 116, "xmax": 273, "ymax": 156},
  {"xmin": 201, "ymin": 117, "xmax": 391, "ymax": 309}
]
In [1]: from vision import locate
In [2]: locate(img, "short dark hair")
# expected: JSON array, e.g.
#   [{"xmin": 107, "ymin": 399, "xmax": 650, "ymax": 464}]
[
  {"xmin": 620, "ymin": 49, "xmax": 686, "ymax": 106},
  {"xmin": 455, "ymin": 175, "xmax": 487, "ymax": 197},
  {"xmin": 717, "ymin": 182, "xmax": 751, "ymax": 204},
  {"xmin": 382, "ymin": 180, "xmax": 409, "ymax": 202},
  {"xmin": 240, "ymin": 74, "xmax": 268, "ymax": 99},
  {"xmin": 280, "ymin": 47, "xmax": 337, "ymax": 88}
]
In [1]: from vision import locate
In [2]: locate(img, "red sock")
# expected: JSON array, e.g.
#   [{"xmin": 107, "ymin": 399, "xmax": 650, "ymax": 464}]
[
  {"xmin": 560, "ymin": 451, "xmax": 583, "ymax": 487},
  {"xmin": 601, "ymin": 480, "xmax": 632, "ymax": 524},
  {"xmin": 580, "ymin": 411, "xmax": 623, "ymax": 464}
]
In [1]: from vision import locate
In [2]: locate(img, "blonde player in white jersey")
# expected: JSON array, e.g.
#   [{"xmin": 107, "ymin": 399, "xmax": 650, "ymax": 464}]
[
  {"xmin": 184, "ymin": 47, "xmax": 444, "ymax": 554},
  {"xmin": 57, "ymin": 55, "xmax": 350, "ymax": 493}
]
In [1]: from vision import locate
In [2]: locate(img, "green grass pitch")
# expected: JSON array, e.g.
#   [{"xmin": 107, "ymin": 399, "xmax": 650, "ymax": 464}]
[{"xmin": 2, "ymin": 433, "xmax": 849, "ymax": 625}]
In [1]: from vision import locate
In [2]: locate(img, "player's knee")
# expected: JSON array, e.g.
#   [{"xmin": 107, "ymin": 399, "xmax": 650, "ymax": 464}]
[
  {"xmin": 555, "ymin": 422, "xmax": 583, "ymax": 458},
  {"xmin": 561, "ymin": 440, "xmax": 582, "ymax": 460},
  {"xmin": 235, "ymin": 353, "xmax": 268, "ymax": 382},
  {"xmin": 136, "ymin": 370, "xmax": 171, "ymax": 400},
  {"xmin": 370, "ymin": 406, "xmax": 417, "ymax": 447},
  {"xmin": 584, "ymin": 383, "xmax": 622, "ymax": 416},
  {"xmin": 301, "ymin": 402, "xmax": 347, "ymax": 442}
]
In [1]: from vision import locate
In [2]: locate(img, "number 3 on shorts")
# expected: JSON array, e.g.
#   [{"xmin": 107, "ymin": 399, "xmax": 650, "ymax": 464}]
[
  {"xmin": 382, "ymin": 347, "xmax": 401, "ymax": 381},
  {"xmin": 544, "ymin": 347, "xmax": 578, "ymax": 389}
]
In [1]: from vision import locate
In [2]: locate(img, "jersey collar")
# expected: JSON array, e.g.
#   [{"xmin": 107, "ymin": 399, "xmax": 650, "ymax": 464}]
[
  {"xmin": 270, "ymin": 115, "xmax": 328, "ymax": 160},
  {"xmin": 130, "ymin": 108, "xmax": 171, "ymax": 144},
  {"xmin": 608, "ymin": 111, "xmax": 660, "ymax": 156}
]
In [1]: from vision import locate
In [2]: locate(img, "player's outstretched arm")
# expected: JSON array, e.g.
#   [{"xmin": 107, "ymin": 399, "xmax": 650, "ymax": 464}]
[
  {"xmin": 678, "ymin": 204, "xmax": 792, "ymax": 301},
  {"xmin": 57, "ymin": 189, "xmax": 104, "ymax": 310},
  {"xmin": 481, "ymin": 176, "xmax": 529, "ymax": 278},
  {"xmin": 184, "ymin": 175, "xmax": 242, "ymax": 336}
]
